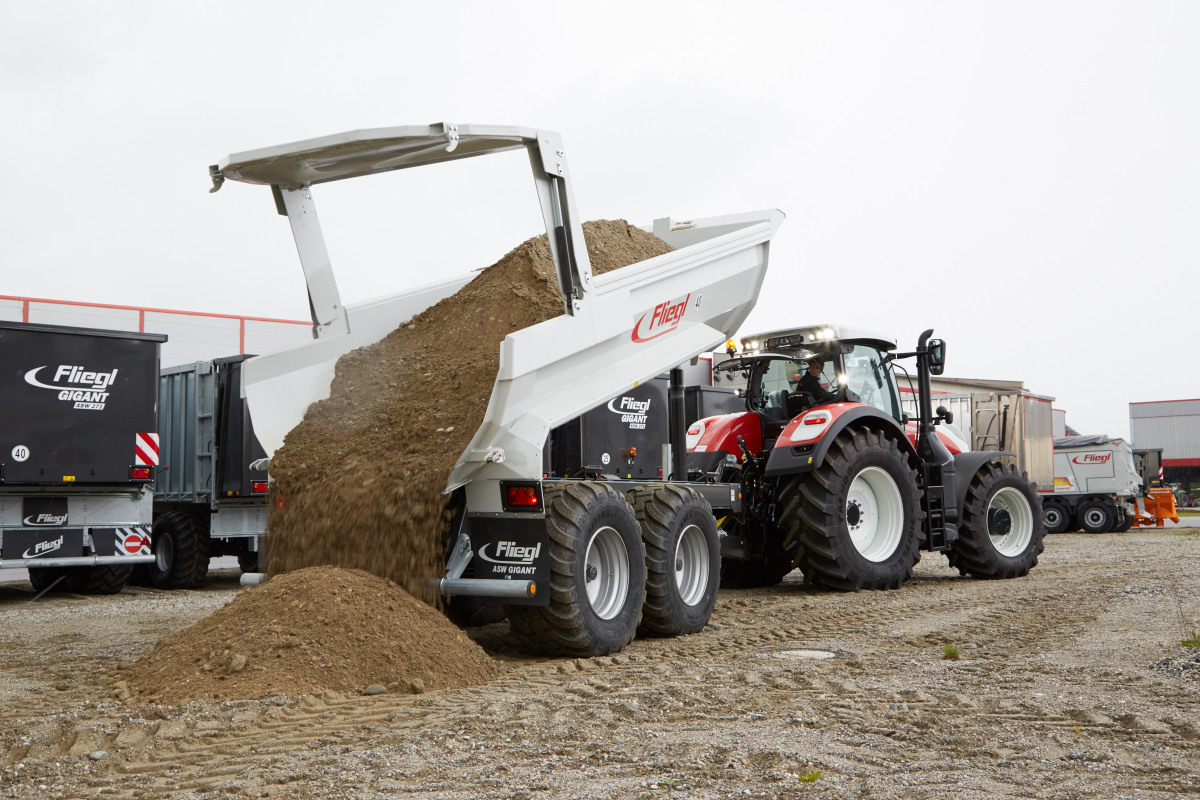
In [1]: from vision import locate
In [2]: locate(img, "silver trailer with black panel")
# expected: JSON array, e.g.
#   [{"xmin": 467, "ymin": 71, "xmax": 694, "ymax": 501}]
[{"xmin": 0, "ymin": 321, "xmax": 163, "ymax": 593}]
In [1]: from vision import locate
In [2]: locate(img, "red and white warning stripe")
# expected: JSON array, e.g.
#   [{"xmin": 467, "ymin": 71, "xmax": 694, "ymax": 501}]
[
  {"xmin": 1159, "ymin": 466, "xmax": 1164, "ymax": 482},
  {"xmin": 117, "ymin": 527, "xmax": 152, "ymax": 556},
  {"xmin": 135, "ymin": 432, "xmax": 160, "ymax": 466}
]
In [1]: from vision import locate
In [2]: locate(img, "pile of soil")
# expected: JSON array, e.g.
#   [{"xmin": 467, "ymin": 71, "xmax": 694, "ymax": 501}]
[
  {"xmin": 120, "ymin": 567, "xmax": 505, "ymax": 704},
  {"xmin": 265, "ymin": 220, "xmax": 674, "ymax": 605}
]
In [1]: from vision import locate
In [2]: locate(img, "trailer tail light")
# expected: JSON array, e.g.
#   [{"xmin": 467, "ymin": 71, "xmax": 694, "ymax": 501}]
[
  {"xmin": 252, "ymin": 481, "xmax": 269, "ymax": 494},
  {"xmin": 501, "ymin": 481, "xmax": 543, "ymax": 512},
  {"xmin": 130, "ymin": 466, "xmax": 153, "ymax": 481}
]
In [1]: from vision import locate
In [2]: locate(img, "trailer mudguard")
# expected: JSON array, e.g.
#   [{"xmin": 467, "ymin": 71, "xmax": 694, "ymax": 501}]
[
  {"xmin": 686, "ymin": 412, "xmax": 762, "ymax": 458},
  {"xmin": 465, "ymin": 515, "xmax": 550, "ymax": 606},
  {"xmin": 951, "ymin": 450, "xmax": 1015, "ymax": 513},
  {"xmin": 763, "ymin": 404, "xmax": 916, "ymax": 477}
]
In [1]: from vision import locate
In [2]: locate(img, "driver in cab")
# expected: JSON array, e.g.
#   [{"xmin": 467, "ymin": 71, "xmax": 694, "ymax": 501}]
[{"xmin": 797, "ymin": 358, "xmax": 839, "ymax": 403}]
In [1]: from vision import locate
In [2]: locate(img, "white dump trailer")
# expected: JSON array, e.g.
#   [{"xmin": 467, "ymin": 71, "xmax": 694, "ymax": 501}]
[{"xmin": 210, "ymin": 123, "xmax": 783, "ymax": 656}]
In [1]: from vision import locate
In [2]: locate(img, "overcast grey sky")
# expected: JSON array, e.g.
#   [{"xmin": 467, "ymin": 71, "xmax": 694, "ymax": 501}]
[{"xmin": 2, "ymin": 1, "xmax": 1196, "ymax": 439}]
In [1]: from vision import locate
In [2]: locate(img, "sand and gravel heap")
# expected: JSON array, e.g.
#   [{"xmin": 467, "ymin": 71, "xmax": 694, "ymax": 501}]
[
  {"xmin": 265, "ymin": 220, "xmax": 674, "ymax": 605},
  {"xmin": 120, "ymin": 567, "xmax": 505, "ymax": 705}
]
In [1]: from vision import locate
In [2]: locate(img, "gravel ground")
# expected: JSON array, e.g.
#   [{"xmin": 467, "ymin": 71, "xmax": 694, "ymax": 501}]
[{"xmin": 1, "ymin": 527, "xmax": 1198, "ymax": 799}]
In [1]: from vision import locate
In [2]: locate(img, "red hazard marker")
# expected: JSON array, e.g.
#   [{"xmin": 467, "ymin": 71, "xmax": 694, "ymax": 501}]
[{"xmin": 135, "ymin": 432, "xmax": 160, "ymax": 466}]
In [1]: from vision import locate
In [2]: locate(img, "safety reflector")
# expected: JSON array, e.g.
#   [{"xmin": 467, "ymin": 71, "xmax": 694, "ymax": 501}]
[
  {"xmin": 135, "ymin": 432, "xmax": 160, "ymax": 465},
  {"xmin": 130, "ymin": 466, "xmax": 153, "ymax": 481}
]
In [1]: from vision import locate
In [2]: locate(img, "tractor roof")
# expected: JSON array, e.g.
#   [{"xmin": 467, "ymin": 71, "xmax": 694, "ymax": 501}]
[{"xmin": 739, "ymin": 324, "xmax": 897, "ymax": 355}]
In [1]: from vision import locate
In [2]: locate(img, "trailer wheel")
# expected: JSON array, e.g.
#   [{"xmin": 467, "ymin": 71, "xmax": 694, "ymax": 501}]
[
  {"xmin": 949, "ymin": 462, "xmax": 1045, "ymax": 579},
  {"xmin": 782, "ymin": 426, "xmax": 922, "ymax": 590},
  {"xmin": 28, "ymin": 567, "xmax": 71, "ymax": 594},
  {"xmin": 507, "ymin": 481, "xmax": 645, "ymax": 657},
  {"xmin": 66, "ymin": 565, "xmax": 134, "ymax": 595},
  {"xmin": 237, "ymin": 551, "xmax": 260, "ymax": 573},
  {"xmin": 149, "ymin": 512, "xmax": 211, "ymax": 589},
  {"xmin": 1078, "ymin": 500, "xmax": 1114, "ymax": 534},
  {"xmin": 632, "ymin": 484, "xmax": 719, "ymax": 637},
  {"xmin": 1042, "ymin": 501, "xmax": 1070, "ymax": 534}
]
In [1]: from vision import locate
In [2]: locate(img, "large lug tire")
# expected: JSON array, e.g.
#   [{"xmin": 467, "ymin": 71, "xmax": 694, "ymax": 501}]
[
  {"xmin": 782, "ymin": 426, "xmax": 922, "ymax": 591},
  {"xmin": 949, "ymin": 462, "xmax": 1045, "ymax": 579},
  {"xmin": 632, "ymin": 484, "xmax": 720, "ymax": 637},
  {"xmin": 149, "ymin": 512, "xmax": 211, "ymax": 590},
  {"xmin": 1078, "ymin": 500, "xmax": 1114, "ymax": 534},
  {"xmin": 507, "ymin": 482, "xmax": 646, "ymax": 657},
  {"xmin": 28, "ymin": 567, "xmax": 72, "ymax": 594},
  {"xmin": 65, "ymin": 565, "xmax": 133, "ymax": 595},
  {"xmin": 1042, "ymin": 502, "xmax": 1070, "ymax": 535}
]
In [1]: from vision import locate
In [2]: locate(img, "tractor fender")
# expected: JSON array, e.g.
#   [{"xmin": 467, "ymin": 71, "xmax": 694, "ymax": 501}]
[
  {"xmin": 764, "ymin": 404, "xmax": 916, "ymax": 477},
  {"xmin": 952, "ymin": 450, "xmax": 1015, "ymax": 513}
]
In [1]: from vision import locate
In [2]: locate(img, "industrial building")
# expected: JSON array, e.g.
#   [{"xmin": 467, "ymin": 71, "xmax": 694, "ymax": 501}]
[
  {"xmin": 1, "ymin": 295, "xmax": 310, "ymax": 367},
  {"xmin": 1129, "ymin": 398, "xmax": 1200, "ymax": 492}
]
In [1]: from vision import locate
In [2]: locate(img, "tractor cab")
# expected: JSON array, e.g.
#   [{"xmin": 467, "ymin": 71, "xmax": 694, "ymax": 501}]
[{"xmin": 714, "ymin": 324, "xmax": 903, "ymax": 448}]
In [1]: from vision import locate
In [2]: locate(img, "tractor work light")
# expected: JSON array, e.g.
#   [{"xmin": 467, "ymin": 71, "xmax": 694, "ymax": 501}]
[{"xmin": 502, "ymin": 481, "xmax": 543, "ymax": 512}]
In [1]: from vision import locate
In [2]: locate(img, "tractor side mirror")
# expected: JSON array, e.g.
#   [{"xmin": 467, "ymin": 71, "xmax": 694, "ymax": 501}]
[
  {"xmin": 936, "ymin": 405, "xmax": 954, "ymax": 425},
  {"xmin": 928, "ymin": 338, "xmax": 946, "ymax": 375}
]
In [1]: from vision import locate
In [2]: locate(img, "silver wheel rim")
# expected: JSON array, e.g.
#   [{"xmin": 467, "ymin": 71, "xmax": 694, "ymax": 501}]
[
  {"xmin": 155, "ymin": 534, "xmax": 173, "ymax": 572},
  {"xmin": 1083, "ymin": 507, "xmax": 1106, "ymax": 528},
  {"xmin": 845, "ymin": 466, "xmax": 904, "ymax": 562},
  {"xmin": 674, "ymin": 523, "xmax": 709, "ymax": 607},
  {"xmin": 989, "ymin": 487, "xmax": 1034, "ymax": 556},
  {"xmin": 1044, "ymin": 507, "xmax": 1062, "ymax": 527},
  {"xmin": 584, "ymin": 525, "xmax": 630, "ymax": 620}
]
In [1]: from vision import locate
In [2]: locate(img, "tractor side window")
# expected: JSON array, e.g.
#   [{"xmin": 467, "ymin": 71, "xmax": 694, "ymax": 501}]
[
  {"xmin": 758, "ymin": 360, "xmax": 805, "ymax": 421},
  {"xmin": 844, "ymin": 345, "xmax": 902, "ymax": 421}
]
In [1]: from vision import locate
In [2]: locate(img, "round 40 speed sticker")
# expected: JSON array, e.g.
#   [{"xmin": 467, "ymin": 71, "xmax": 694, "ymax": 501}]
[{"xmin": 11, "ymin": 445, "xmax": 30, "ymax": 462}]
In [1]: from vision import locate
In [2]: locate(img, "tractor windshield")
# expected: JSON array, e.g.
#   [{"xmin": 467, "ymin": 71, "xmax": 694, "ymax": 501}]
[{"xmin": 843, "ymin": 344, "xmax": 902, "ymax": 421}]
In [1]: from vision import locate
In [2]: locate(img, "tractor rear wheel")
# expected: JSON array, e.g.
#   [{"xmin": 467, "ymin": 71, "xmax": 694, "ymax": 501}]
[
  {"xmin": 1042, "ymin": 501, "xmax": 1070, "ymax": 534},
  {"xmin": 949, "ymin": 462, "xmax": 1045, "ymax": 579},
  {"xmin": 1078, "ymin": 500, "xmax": 1114, "ymax": 534},
  {"xmin": 632, "ymin": 484, "xmax": 720, "ymax": 637},
  {"xmin": 782, "ymin": 426, "xmax": 922, "ymax": 590},
  {"xmin": 149, "ymin": 512, "xmax": 210, "ymax": 589},
  {"xmin": 507, "ymin": 481, "xmax": 645, "ymax": 657}
]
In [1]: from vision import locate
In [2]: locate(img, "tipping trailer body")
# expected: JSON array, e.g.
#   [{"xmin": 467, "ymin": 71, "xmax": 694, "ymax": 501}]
[
  {"xmin": 0, "ymin": 321, "xmax": 163, "ymax": 581},
  {"xmin": 1041, "ymin": 435, "xmax": 1143, "ymax": 532},
  {"xmin": 212, "ymin": 124, "xmax": 782, "ymax": 639}
]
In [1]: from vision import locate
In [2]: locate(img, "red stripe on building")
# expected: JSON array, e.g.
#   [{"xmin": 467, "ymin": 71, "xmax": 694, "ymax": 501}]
[{"xmin": 1164, "ymin": 458, "xmax": 1200, "ymax": 467}]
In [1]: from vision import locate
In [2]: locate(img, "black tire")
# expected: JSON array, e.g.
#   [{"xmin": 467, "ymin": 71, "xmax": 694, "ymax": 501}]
[
  {"xmin": 1078, "ymin": 500, "xmax": 1114, "ymax": 534},
  {"xmin": 1042, "ymin": 501, "xmax": 1070, "ymax": 535},
  {"xmin": 782, "ymin": 426, "xmax": 922, "ymax": 590},
  {"xmin": 237, "ymin": 551, "xmax": 260, "ymax": 573},
  {"xmin": 1111, "ymin": 505, "xmax": 1133, "ymax": 533},
  {"xmin": 719, "ymin": 556, "xmax": 794, "ymax": 589},
  {"xmin": 149, "ymin": 512, "xmax": 210, "ymax": 589},
  {"xmin": 28, "ymin": 567, "xmax": 71, "ymax": 594},
  {"xmin": 507, "ymin": 481, "xmax": 645, "ymax": 657},
  {"xmin": 948, "ymin": 462, "xmax": 1045, "ymax": 579},
  {"xmin": 65, "ymin": 565, "xmax": 133, "ymax": 595},
  {"xmin": 446, "ymin": 595, "xmax": 508, "ymax": 627},
  {"xmin": 632, "ymin": 484, "xmax": 720, "ymax": 637}
]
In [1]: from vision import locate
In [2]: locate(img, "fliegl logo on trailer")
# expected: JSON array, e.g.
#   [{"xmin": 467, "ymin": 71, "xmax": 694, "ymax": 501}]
[
  {"xmin": 1072, "ymin": 453, "xmax": 1111, "ymax": 465},
  {"xmin": 23, "ymin": 365, "xmax": 119, "ymax": 410},
  {"xmin": 632, "ymin": 292, "xmax": 701, "ymax": 343}
]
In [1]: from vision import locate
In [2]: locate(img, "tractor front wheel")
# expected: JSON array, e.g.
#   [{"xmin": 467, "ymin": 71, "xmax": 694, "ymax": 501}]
[
  {"xmin": 782, "ymin": 426, "xmax": 922, "ymax": 590},
  {"xmin": 949, "ymin": 462, "xmax": 1045, "ymax": 579}
]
